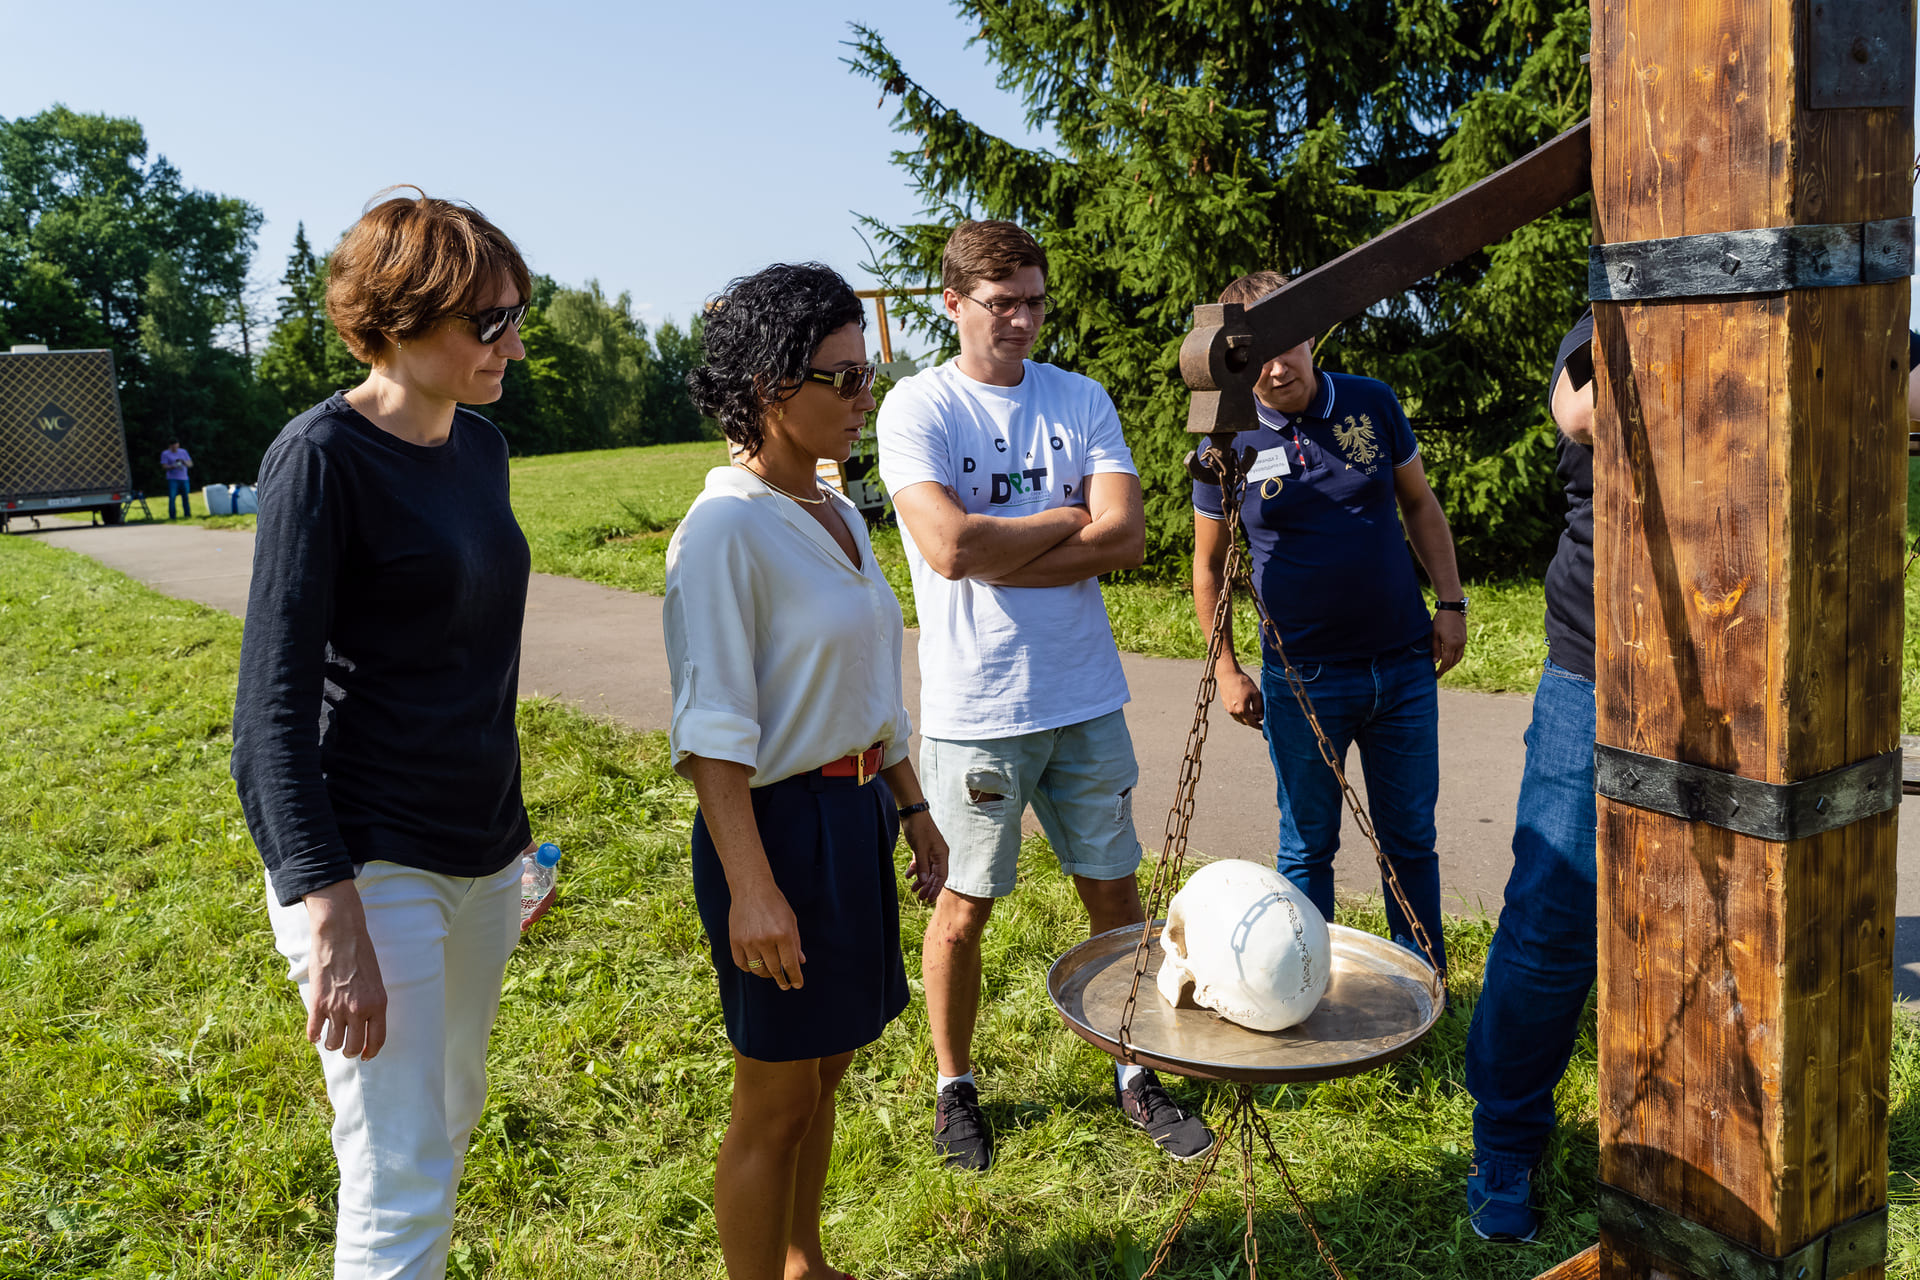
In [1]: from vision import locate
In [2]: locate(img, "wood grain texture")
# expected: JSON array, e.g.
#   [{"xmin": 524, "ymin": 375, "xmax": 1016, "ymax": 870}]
[
  {"xmin": 1533, "ymin": 1244, "xmax": 1601, "ymax": 1280},
  {"xmin": 1591, "ymin": 0, "xmax": 1908, "ymax": 1275}
]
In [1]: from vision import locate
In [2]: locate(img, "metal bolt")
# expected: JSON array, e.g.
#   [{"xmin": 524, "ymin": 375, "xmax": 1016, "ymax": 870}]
[
  {"xmin": 1721, "ymin": 251, "xmax": 1744, "ymax": 275},
  {"xmin": 1620, "ymin": 263, "xmax": 1637, "ymax": 285},
  {"xmin": 1816, "ymin": 795, "xmax": 1830, "ymax": 813},
  {"xmin": 1717, "ymin": 1254, "xmax": 1734, "ymax": 1274}
]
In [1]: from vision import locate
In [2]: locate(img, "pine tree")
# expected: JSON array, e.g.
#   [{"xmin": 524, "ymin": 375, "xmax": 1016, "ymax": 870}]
[
  {"xmin": 256, "ymin": 227, "xmax": 363, "ymax": 420},
  {"xmin": 846, "ymin": 0, "xmax": 1591, "ymax": 576}
]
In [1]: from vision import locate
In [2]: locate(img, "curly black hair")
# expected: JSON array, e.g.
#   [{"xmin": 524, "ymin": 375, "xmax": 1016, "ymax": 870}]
[{"xmin": 686, "ymin": 262, "xmax": 866, "ymax": 456}]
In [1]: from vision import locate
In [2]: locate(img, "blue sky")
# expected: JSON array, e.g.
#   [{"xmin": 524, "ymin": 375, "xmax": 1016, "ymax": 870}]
[
  {"xmin": 0, "ymin": 0, "xmax": 1049, "ymax": 356},
  {"xmin": 3, "ymin": 2, "xmax": 1915, "ymax": 355}
]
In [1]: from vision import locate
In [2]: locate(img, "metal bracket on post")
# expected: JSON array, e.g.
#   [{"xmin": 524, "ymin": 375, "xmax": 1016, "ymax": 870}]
[
  {"xmin": 1593, "ymin": 745, "xmax": 1902, "ymax": 842},
  {"xmin": 1598, "ymin": 1184, "xmax": 1887, "ymax": 1280},
  {"xmin": 1807, "ymin": 0, "xmax": 1916, "ymax": 109},
  {"xmin": 1589, "ymin": 217, "xmax": 1913, "ymax": 301}
]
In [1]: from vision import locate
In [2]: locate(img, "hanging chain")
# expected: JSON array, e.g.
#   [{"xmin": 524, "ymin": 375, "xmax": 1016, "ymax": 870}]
[
  {"xmin": 1235, "ymin": 569, "xmax": 1449, "ymax": 992},
  {"xmin": 1115, "ymin": 442, "xmax": 1249, "ymax": 1054},
  {"xmin": 1246, "ymin": 1089, "xmax": 1350, "ymax": 1280},
  {"xmin": 1118, "ymin": 432, "xmax": 1465, "ymax": 1280},
  {"xmin": 1139, "ymin": 1085, "xmax": 1350, "ymax": 1280},
  {"xmin": 1140, "ymin": 1088, "xmax": 1240, "ymax": 1277}
]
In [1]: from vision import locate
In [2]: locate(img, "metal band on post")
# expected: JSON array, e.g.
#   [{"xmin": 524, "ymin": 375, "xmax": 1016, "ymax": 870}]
[
  {"xmin": 1589, "ymin": 217, "xmax": 1914, "ymax": 301},
  {"xmin": 1597, "ymin": 1184, "xmax": 1888, "ymax": 1280},
  {"xmin": 1593, "ymin": 745, "xmax": 1902, "ymax": 842}
]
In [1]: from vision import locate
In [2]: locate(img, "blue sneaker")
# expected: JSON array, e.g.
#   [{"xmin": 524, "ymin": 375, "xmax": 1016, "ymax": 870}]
[{"xmin": 1466, "ymin": 1159, "xmax": 1538, "ymax": 1243}]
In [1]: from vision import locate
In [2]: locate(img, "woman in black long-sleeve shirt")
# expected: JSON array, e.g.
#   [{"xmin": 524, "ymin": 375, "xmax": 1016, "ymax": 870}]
[{"xmin": 232, "ymin": 187, "xmax": 532, "ymax": 1280}]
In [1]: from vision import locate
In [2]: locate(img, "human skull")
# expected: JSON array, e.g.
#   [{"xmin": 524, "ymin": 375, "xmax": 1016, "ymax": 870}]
[{"xmin": 1156, "ymin": 859, "xmax": 1331, "ymax": 1032}]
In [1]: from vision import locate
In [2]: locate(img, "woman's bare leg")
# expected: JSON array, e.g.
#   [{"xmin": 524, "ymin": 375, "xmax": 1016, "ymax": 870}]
[
  {"xmin": 783, "ymin": 1050, "xmax": 855, "ymax": 1279},
  {"xmin": 716, "ymin": 1051, "xmax": 827, "ymax": 1280}
]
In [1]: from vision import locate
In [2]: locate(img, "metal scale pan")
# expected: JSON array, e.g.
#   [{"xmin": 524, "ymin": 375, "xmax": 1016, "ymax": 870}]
[{"xmin": 1048, "ymin": 921, "xmax": 1445, "ymax": 1084}]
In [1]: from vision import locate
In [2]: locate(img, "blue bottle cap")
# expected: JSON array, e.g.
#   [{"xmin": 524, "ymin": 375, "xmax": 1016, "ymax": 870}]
[{"xmin": 535, "ymin": 842, "xmax": 562, "ymax": 867}]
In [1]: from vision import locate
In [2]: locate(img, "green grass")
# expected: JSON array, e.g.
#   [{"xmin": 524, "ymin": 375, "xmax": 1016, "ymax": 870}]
[
  {"xmin": 110, "ymin": 442, "xmax": 1920, "ymax": 715},
  {"xmin": 491, "ymin": 441, "xmax": 1555, "ymax": 692},
  {"xmin": 7, "ymin": 532, "xmax": 1903, "ymax": 1278},
  {"xmin": 506, "ymin": 440, "xmax": 730, "ymax": 597}
]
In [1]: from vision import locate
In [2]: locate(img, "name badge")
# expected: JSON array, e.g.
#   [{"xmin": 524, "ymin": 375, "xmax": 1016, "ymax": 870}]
[{"xmin": 1246, "ymin": 448, "xmax": 1291, "ymax": 483}]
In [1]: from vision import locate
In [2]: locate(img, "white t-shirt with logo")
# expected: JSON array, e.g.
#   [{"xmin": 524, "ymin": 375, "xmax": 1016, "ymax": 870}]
[{"xmin": 876, "ymin": 358, "xmax": 1136, "ymax": 741}]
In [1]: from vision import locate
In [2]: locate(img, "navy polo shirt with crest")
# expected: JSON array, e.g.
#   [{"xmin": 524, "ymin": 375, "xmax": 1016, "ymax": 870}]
[{"xmin": 1192, "ymin": 370, "xmax": 1431, "ymax": 666}]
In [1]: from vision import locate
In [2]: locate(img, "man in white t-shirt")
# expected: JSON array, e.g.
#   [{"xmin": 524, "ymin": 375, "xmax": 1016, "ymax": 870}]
[{"xmin": 877, "ymin": 219, "xmax": 1213, "ymax": 1172}]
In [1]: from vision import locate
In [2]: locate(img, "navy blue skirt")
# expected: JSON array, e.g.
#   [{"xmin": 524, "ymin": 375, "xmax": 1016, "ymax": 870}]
[{"xmin": 691, "ymin": 770, "xmax": 909, "ymax": 1062}]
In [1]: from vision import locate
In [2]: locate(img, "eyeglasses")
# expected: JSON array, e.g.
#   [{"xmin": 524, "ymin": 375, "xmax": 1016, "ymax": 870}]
[
  {"xmin": 960, "ymin": 292, "xmax": 1050, "ymax": 319},
  {"xmin": 453, "ymin": 302, "xmax": 529, "ymax": 344},
  {"xmin": 803, "ymin": 363, "xmax": 878, "ymax": 400}
]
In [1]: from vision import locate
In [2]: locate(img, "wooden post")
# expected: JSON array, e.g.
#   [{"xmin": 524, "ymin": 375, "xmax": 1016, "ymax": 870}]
[
  {"xmin": 1591, "ymin": 0, "xmax": 1911, "ymax": 1276},
  {"xmin": 872, "ymin": 293, "xmax": 893, "ymax": 365}
]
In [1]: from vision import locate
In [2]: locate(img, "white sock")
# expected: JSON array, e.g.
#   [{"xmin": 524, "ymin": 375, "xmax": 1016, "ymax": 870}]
[
  {"xmin": 937, "ymin": 1070, "xmax": 976, "ymax": 1096},
  {"xmin": 1117, "ymin": 1062, "xmax": 1146, "ymax": 1090}
]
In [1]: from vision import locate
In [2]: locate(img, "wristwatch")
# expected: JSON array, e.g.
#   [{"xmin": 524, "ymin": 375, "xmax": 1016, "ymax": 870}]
[
  {"xmin": 897, "ymin": 801, "xmax": 931, "ymax": 819},
  {"xmin": 1435, "ymin": 597, "xmax": 1470, "ymax": 615}
]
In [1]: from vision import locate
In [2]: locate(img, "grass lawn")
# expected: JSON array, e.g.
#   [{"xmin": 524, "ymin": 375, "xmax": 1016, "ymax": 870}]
[
  {"xmin": 15, "ymin": 533, "xmax": 1918, "ymax": 1277},
  {"xmin": 112, "ymin": 441, "xmax": 1920, "ymax": 719}
]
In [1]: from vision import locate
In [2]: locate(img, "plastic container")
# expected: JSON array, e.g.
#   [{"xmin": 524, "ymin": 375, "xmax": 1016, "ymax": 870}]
[
  {"xmin": 202, "ymin": 484, "xmax": 232, "ymax": 516},
  {"xmin": 520, "ymin": 842, "xmax": 561, "ymax": 931}
]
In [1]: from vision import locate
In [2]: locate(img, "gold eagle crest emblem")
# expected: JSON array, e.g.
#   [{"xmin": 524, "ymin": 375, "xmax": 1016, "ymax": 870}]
[{"xmin": 1334, "ymin": 414, "xmax": 1379, "ymax": 466}]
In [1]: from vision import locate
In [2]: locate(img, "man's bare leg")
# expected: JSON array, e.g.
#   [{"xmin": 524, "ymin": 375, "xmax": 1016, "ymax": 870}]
[
  {"xmin": 922, "ymin": 887, "xmax": 995, "ymax": 1077},
  {"xmin": 1073, "ymin": 873, "xmax": 1144, "ymax": 939}
]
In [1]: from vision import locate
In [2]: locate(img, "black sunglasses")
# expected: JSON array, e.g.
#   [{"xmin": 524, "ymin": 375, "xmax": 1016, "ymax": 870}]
[
  {"xmin": 453, "ymin": 302, "xmax": 529, "ymax": 344},
  {"xmin": 802, "ymin": 363, "xmax": 878, "ymax": 400}
]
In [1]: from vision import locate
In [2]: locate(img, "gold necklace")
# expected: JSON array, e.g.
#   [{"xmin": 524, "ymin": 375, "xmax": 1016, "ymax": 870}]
[{"xmin": 738, "ymin": 462, "xmax": 828, "ymax": 505}]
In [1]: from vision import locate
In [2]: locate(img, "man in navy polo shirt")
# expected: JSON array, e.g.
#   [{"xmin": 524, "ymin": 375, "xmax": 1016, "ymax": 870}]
[{"xmin": 1191, "ymin": 270, "xmax": 1467, "ymax": 985}]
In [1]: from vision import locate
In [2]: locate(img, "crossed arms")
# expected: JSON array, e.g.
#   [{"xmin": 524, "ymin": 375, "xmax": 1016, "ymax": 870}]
[{"xmin": 891, "ymin": 470, "xmax": 1145, "ymax": 587}]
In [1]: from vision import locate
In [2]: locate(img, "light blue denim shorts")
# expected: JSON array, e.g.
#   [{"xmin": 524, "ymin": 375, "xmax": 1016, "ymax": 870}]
[{"xmin": 921, "ymin": 708, "xmax": 1143, "ymax": 899}]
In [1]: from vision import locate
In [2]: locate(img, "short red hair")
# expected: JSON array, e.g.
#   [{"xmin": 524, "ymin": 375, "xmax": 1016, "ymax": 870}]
[{"xmin": 325, "ymin": 187, "xmax": 531, "ymax": 362}]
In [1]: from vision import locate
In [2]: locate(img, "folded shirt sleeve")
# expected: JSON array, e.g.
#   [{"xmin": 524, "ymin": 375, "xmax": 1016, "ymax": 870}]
[
  {"xmin": 664, "ymin": 503, "xmax": 763, "ymax": 777},
  {"xmin": 232, "ymin": 436, "xmax": 357, "ymax": 906}
]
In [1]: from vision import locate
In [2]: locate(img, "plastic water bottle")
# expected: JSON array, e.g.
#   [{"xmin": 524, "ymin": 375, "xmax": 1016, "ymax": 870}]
[{"xmin": 520, "ymin": 842, "xmax": 561, "ymax": 931}]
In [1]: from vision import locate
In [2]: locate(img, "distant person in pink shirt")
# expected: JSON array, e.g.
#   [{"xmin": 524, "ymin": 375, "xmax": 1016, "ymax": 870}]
[{"xmin": 160, "ymin": 441, "xmax": 193, "ymax": 518}]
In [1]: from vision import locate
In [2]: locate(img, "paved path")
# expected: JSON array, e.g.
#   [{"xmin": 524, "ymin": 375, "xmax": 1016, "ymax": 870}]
[{"xmin": 25, "ymin": 517, "xmax": 1920, "ymax": 999}]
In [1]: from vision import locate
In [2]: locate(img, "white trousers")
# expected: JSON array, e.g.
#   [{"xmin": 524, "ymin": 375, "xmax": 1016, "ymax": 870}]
[{"xmin": 267, "ymin": 859, "xmax": 521, "ymax": 1280}]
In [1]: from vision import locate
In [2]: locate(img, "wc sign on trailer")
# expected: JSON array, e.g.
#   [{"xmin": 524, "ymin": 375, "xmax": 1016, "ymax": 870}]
[{"xmin": 0, "ymin": 345, "xmax": 139, "ymax": 531}]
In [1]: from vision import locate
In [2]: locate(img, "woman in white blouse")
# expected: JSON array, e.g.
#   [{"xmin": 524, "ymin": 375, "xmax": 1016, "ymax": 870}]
[{"xmin": 666, "ymin": 262, "xmax": 948, "ymax": 1280}]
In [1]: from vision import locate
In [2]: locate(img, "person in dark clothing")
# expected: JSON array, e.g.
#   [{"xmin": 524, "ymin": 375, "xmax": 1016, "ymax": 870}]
[
  {"xmin": 232, "ymin": 187, "xmax": 533, "ymax": 1280},
  {"xmin": 1459, "ymin": 308, "xmax": 1596, "ymax": 1244},
  {"xmin": 1193, "ymin": 269, "xmax": 1468, "ymax": 981},
  {"xmin": 1460, "ymin": 317, "xmax": 1920, "ymax": 1243}
]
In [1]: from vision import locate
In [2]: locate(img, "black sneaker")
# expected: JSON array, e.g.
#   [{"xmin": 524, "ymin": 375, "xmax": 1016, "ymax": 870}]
[
  {"xmin": 933, "ymin": 1080, "xmax": 993, "ymax": 1172},
  {"xmin": 1116, "ymin": 1069, "xmax": 1215, "ymax": 1161}
]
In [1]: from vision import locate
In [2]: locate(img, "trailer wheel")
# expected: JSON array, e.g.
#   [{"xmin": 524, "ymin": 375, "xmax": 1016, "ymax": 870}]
[{"xmin": 100, "ymin": 503, "xmax": 125, "ymax": 526}]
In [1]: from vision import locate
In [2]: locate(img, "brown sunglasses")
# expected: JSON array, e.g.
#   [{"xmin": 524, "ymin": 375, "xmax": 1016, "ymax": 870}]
[{"xmin": 803, "ymin": 363, "xmax": 878, "ymax": 400}]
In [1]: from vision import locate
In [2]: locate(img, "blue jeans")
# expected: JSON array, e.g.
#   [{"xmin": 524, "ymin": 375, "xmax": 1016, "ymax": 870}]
[
  {"xmin": 1260, "ymin": 644, "xmax": 1446, "ymax": 973},
  {"xmin": 1464, "ymin": 658, "xmax": 1597, "ymax": 1168},
  {"xmin": 167, "ymin": 478, "xmax": 191, "ymax": 518}
]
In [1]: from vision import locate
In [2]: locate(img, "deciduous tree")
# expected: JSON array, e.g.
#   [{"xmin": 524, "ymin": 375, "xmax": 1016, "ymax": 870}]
[{"xmin": 0, "ymin": 105, "xmax": 269, "ymax": 488}]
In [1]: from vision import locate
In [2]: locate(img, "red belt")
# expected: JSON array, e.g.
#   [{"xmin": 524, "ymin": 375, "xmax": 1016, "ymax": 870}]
[{"xmin": 818, "ymin": 744, "xmax": 883, "ymax": 782}]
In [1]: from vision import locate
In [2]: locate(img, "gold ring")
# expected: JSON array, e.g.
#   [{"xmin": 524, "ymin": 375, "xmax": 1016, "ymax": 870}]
[
  {"xmin": 1261, "ymin": 477, "xmax": 1283, "ymax": 499},
  {"xmin": 748, "ymin": 959, "xmax": 765, "ymax": 969}
]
